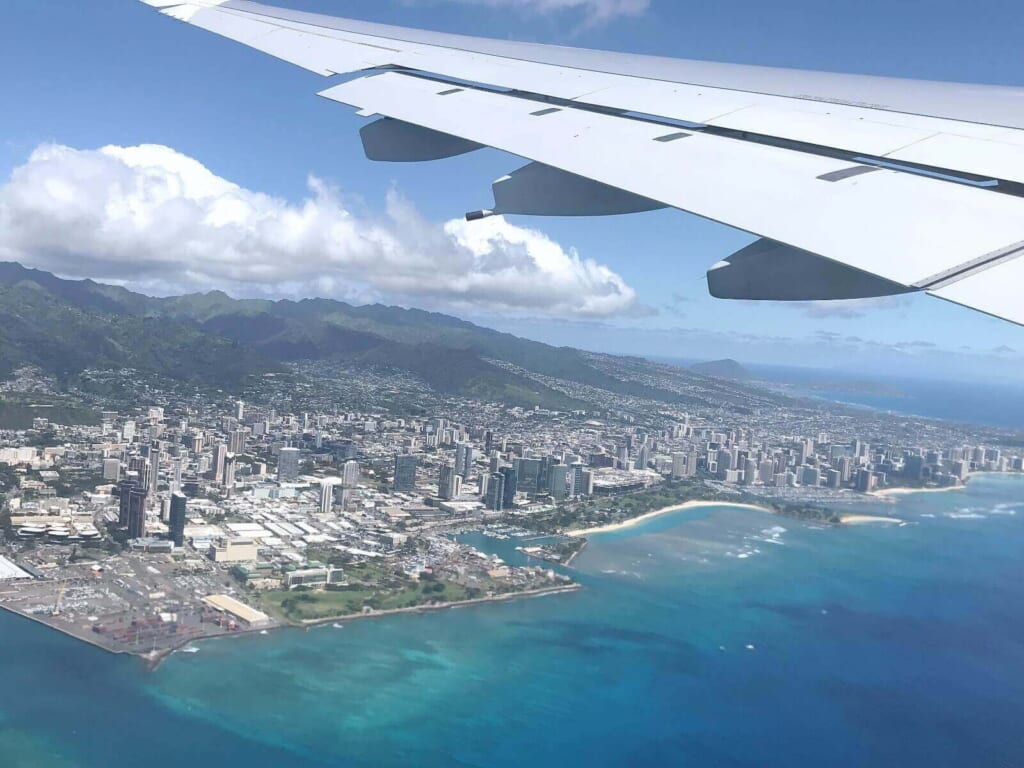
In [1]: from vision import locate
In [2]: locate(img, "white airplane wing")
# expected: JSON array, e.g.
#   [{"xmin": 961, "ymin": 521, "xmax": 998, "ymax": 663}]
[{"xmin": 141, "ymin": 0, "xmax": 1024, "ymax": 326}]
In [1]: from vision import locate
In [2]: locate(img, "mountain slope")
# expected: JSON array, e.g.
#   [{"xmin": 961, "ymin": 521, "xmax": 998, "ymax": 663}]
[{"xmin": 0, "ymin": 264, "xmax": 590, "ymax": 407}]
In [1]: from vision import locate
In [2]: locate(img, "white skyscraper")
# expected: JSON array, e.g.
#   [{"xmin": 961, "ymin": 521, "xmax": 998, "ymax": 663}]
[
  {"xmin": 342, "ymin": 460, "xmax": 360, "ymax": 488},
  {"xmin": 148, "ymin": 456, "xmax": 160, "ymax": 494},
  {"xmin": 320, "ymin": 480, "xmax": 334, "ymax": 514},
  {"xmin": 172, "ymin": 457, "xmax": 184, "ymax": 493}
]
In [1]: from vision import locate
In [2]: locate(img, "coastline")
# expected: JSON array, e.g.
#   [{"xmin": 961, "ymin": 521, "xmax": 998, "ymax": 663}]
[
  {"xmin": 566, "ymin": 500, "xmax": 775, "ymax": 538},
  {"xmin": 840, "ymin": 514, "xmax": 904, "ymax": 526},
  {"xmin": 871, "ymin": 485, "xmax": 966, "ymax": 498},
  {"xmin": 151, "ymin": 583, "xmax": 581, "ymax": 670},
  {"xmin": 0, "ymin": 602, "xmax": 134, "ymax": 659},
  {"xmin": 1, "ymin": 582, "xmax": 582, "ymax": 672},
  {"xmin": 294, "ymin": 583, "xmax": 581, "ymax": 630}
]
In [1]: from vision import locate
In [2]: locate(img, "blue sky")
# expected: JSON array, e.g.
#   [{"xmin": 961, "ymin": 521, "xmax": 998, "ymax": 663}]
[{"xmin": 2, "ymin": 0, "xmax": 1023, "ymax": 381}]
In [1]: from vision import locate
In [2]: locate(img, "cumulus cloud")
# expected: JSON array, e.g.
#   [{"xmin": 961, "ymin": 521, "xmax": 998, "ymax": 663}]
[
  {"xmin": 0, "ymin": 143, "xmax": 637, "ymax": 318},
  {"xmin": 410, "ymin": 0, "xmax": 649, "ymax": 23}
]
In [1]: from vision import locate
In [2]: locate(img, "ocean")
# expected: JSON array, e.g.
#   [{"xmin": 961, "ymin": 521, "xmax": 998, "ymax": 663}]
[
  {"xmin": 650, "ymin": 357, "xmax": 1024, "ymax": 430},
  {"xmin": 749, "ymin": 365, "xmax": 1024, "ymax": 430},
  {"xmin": 2, "ymin": 474, "xmax": 1023, "ymax": 767}
]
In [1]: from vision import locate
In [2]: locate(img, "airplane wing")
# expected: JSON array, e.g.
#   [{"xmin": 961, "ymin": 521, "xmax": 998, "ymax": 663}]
[{"xmin": 141, "ymin": 0, "xmax": 1024, "ymax": 326}]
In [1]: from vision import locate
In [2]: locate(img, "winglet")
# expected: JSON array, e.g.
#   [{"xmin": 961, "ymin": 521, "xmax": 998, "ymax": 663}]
[{"xmin": 140, "ymin": 0, "xmax": 230, "ymax": 22}]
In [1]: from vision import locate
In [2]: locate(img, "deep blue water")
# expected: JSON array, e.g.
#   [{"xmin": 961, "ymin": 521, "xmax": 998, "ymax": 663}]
[{"xmin": 2, "ymin": 475, "xmax": 1024, "ymax": 767}]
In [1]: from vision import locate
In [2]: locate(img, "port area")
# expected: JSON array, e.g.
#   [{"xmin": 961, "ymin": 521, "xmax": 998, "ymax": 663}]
[{"xmin": 0, "ymin": 548, "xmax": 276, "ymax": 663}]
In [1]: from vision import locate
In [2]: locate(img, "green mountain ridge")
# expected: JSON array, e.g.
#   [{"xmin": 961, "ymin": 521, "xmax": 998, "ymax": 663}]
[{"xmin": 0, "ymin": 262, "xmax": 694, "ymax": 409}]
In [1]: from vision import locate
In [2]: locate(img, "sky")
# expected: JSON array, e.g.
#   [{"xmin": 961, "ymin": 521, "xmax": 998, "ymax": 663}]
[{"xmin": 1, "ymin": 0, "xmax": 1023, "ymax": 382}]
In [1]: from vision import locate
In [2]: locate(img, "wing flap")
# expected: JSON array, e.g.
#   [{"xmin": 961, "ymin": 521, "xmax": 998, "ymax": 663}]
[
  {"xmin": 929, "ymin": 252, "xmax": 1024, "ymax": 327},
  {"xmin": 320, "ymin": 72, "xmax": 1024, "ymax": 289}
]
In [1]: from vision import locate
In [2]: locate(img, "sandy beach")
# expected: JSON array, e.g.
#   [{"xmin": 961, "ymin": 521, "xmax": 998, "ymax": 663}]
[
  {"xmin": 871, "ymin": 485, "xmax": 965, "ymax": 498},
  {"xmin": 567, "ymin": 500, "xmax": 775, "ymax": 538},
  {"xmin": 840, "ymin": 514, "xmax": 904, "ymax": 526}
]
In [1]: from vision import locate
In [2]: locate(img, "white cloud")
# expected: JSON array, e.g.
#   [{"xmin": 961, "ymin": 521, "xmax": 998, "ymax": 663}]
[
  {"xmin": 0, "ymin": 143, "xmax": 638, "ymax": 318},
  {"xmin": 410, "ymin": 0, "xmax": 649, "ymax": 23}
]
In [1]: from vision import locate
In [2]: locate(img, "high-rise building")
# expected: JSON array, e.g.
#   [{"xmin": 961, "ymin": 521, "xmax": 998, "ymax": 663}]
[
  {"xmin": 500, "ymin": 466, "xmax": 518, "ymax": 508},
  {"xmin": 484, "ymin": 472, "xmax": 505, "ymax": 512},
  {"xmin": 148, "ymin": 456, "xmax": 160, "ymax": 494},
  {"xmin": 334, "ymin": 486, "xmax": 351, "ymax": 511},
  {"xmin": 671, "ymin": 453, "xmax": 686, "ymax": 479},
  {"xmin": 570, "ymin": 463, "xmax": 585, "ymax": 497},
  {"xmin": 278, "ymin": 447, "xmax": 301, "ymax": 483},
  {"xmin": 127, "ymin": 487, "xmax": 148, "ymax": 539},
  {"xmin": 393, "ymin": 454, "xmax": 418, "ymax": 493},
  {"xmin": 455, "ymin": 442, "xmax": 474, "ymax": 478},
  {"xmin": 320, "ymin": 481, "xmax": 334, "ymax": 514},
  {"xmin": 514, "ymin": 458, "xmax": 541, "ymax": 495},
  {"xmin": 103, "ymin": 458, "xmax": 121, "ymax": 482},
  {"xmin": 224, "ymin": 454, "xmax": 237, "ymax": 489},
  {"xmin": 616, "ymin": 445, "xmax": 629, "ymax": 469},
  {"xmin": 122, "ymin": 420, "xmax": 136, "ymax": 443},
  {"xmin": 236, "ymin": 400, "xmax": 245, "ymax": 421},
  {"xmin": 213, "ymin": 443, "xmax": 228, "ymax": 484},
  {"xmin": 169, "ymin": 492, "xmax": 187, "ymax": 547},
  {"xmin": 549, "ymin": 464, "xmax": 571, "ymax": 500},
  {"xmin": 802, "ymin": 466, "xmax": 821, "ymax": 487},
  {"xmin": 438, "ymin": 464, "xmax": 461, "ymax": 500},
  {"xmin": 172, "ymin": 457, "xmax": 184, "ymax": 493},
  {"xmin": 579, "ymin": 470, "xmax": 595, "ymax": 497},
  {"xmin": 856, "ymin": 469, "xmax": 877, "ymax": 493},
  {"xmin": 636, "ymin": 444, "xmax": 651, "ymax": 470},
  {"xmin": 342, "ymin": 460, "xmax": 360, "ymax": 488},
  {"xmin": 742, "ymin": 458, "xmax": 758, "ymax": 486},
  {"xmin": 117, "ymin": 479, "xmax": 138, "ymax": 527},
  {"xmin": 228, "ymin": 429, "xmax": 248, "ymax": 455},
  {"xmin": 537, "ymin": 457, "xmax": 552, "ymax": 492}
]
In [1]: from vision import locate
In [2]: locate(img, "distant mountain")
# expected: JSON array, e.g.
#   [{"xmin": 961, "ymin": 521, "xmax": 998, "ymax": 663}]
[
  {"xmin": 0, "ymin": 264, "xmax": 272, "ymax": 389},
  {"xmin": 690, "ymin": 359, "xmax": 751, "ymax": 380},
  {"xmin": 0, "ymin": 262, "xmax": 695, "ymax": 408}
]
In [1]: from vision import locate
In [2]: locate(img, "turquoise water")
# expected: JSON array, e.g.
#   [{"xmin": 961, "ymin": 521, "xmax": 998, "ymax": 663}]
[{"xmin": 2, "ymin": 475, "xmax": 1023, "ymax": 766}]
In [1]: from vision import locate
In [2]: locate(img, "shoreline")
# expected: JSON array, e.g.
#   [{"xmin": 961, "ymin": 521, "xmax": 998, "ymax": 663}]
[
  {"xmin": 869, "ymin": 471, "xmax": 1024, "ymax": 499},
  {"xmin": 149, "ymin": 583, "xmax": 582, "ymax": 670},
  {"xmin": 293, "ymin": 583, "xmax": 581, "ymax": 630},
  {"xmin": 567, "ymin": 500, "xmax": 775, "ymax": 538},
  {"xmin": 0, "ymin": 602, "xmax": 135, "ymax": 659},
  {"xmin": 2, "ymin": 582, "xmax": 582, "ymax": 672},
  {"xmin": 871, "ymin": 485, "xmax": 966, "ymax": 498},
  {"xmin": 840, "ymin": 514, "xmax": 904, "ymax": 526}
]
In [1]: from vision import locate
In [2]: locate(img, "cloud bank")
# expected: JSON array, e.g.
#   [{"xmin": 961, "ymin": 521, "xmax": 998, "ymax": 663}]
[{"xmin": 0, "ymin": 143, "xmax": 637, "ymax": 318}]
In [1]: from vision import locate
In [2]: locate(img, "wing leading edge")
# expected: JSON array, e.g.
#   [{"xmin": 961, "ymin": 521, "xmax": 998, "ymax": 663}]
[{"xmin": 139, "ymin": 0, "xmax": 1024, "ymax": 326}]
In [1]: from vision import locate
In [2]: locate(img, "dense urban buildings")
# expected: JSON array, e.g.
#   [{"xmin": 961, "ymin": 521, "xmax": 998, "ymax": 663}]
[{"xmin": 0, "ymin": 357, "xmax": 1020, "ymax": 658}]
